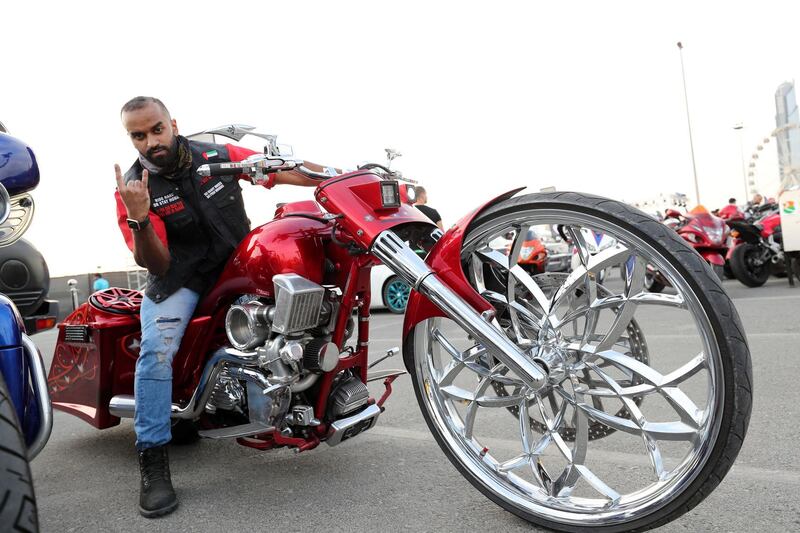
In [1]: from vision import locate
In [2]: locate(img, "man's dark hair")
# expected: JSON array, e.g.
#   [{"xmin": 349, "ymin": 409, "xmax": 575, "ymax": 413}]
[
  {"xmin": 728, "ymin": 197, "xmax": 736, "ymax": 204},
  {"xmin": 94, "ymin": 273, "xmax": 102, "ymax": 279},
  {"xmin": 120, "ymin": 96, "xmax": 170, "ymax": 117}
]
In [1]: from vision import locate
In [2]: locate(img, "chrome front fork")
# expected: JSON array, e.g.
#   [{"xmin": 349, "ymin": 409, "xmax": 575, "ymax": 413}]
[
  {"xmin": 371, "ymin": 231, "xmax": 547, "ymax": 390},
  {"xmin": 22, "ymin": 334, "xmax": 52, "ymax": 460}
]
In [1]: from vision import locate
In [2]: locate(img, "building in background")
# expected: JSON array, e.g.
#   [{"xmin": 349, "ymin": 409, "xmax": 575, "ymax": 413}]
[
  {"xmin": 775, "ymin": 81, "xmax": 800, "ymax": 192},
  {"xmin": 628, "ymin": 192, "xmax": 689, "ymax": 218}
]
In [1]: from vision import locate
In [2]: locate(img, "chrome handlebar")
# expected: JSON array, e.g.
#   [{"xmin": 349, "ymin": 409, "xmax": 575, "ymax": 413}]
[
  {"xmin": 197, "ymin": 154, "xmax": 313, "ymax": 185},
  {"xmin": 197, "ymin": 154, "xmax": 417, "ymax": 185}
]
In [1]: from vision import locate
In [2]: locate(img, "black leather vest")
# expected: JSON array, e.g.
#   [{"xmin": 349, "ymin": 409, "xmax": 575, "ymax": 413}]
[{"xmin": 124, "ymin": 140, "xmax": 251, "ymax": 303}]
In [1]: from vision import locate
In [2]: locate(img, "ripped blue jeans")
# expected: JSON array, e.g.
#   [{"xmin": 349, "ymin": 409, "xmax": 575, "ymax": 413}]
[{"xmin": 134, "ymin": 288, "xmax": 200, "ymax": 450}]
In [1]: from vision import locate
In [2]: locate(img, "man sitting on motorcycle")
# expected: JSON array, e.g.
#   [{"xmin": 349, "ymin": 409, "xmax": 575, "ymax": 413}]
[{"xmin": 114, "ymin": 96, "xmax": 327, "ymax": 518}]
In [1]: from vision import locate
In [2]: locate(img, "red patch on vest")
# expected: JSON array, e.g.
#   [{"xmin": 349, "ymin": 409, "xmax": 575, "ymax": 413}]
[{"xmin": 155, "ymin": 200, "xmax": 186, "ymax": 217}]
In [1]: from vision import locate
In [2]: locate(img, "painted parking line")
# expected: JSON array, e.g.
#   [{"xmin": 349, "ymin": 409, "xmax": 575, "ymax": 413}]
[
  {"xmin": 366, "ymin": 332, "xmax": 800, "ymax": 346},
  {"xmin": 731, "ymin": 293, "xmax": 800, "ymax": 302},
  {"xmin": 364, "ymin": 426, "xmax": 800, "ymax": 486}
]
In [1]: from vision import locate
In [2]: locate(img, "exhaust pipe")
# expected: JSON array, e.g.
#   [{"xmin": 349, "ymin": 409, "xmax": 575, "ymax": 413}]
[
  {"xmin": 371, "ymin": 231, "xmax": 547, "ymax": 390},
  {"xmin": 109, "ymin": 348, "xmax": 259, "ymax": 419}
]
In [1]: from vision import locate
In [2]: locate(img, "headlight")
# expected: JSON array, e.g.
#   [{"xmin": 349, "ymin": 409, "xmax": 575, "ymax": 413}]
[
  {"xmin": 706, "ymin": 227, "xmax": 724, "ymax": 244},
  {"xmin": 379, "ymin": 181, "xmax": 400, "ymax": 208}
]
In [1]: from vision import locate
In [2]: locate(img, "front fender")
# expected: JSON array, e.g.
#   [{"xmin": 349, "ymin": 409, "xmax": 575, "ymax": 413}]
[
  {"xmin": 0, "ymin": 294, "xmax": 29, "ymax": 439},
  {"xmin": 402, "ymin": 188, "xmax": 524, "ymax": 342},
  {"xmin": 700, "ymin": 251, "xmax": 725, "ymax": 266}
]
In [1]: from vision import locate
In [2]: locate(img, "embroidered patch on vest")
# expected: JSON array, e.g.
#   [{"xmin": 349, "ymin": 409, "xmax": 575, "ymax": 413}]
[
  {"xmin": 202, "ymin": 150, "xmax": 218, "ymax": 160},
  {"xmin": 152, "ymin": 192, "xmax": 186, "ymax": 217},
  {"xmin": 204, "ymin": 182, "xmax": 224, "ymax": 199}
]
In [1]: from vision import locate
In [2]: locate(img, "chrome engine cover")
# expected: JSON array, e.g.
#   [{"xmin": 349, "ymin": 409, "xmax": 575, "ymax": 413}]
[
  {"xmin": 205, "ymin": 368, "xmax": 245, "ymax": 413},
  {"xmin": 329, "ymin": 376, "xmax": 370, "ymax": 418}
]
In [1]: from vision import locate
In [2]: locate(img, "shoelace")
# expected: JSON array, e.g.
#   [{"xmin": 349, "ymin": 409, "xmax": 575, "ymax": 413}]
[{"xmin": 139, "ymin": 450, "xmax": 171, "ymax": 487}]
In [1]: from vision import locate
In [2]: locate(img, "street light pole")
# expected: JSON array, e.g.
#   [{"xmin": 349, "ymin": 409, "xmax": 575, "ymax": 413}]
[
  {"xmin": 733, "ymin": 123, "xmax": 748, "ymax": 201},
  {"xmin": 677, "ymin": 42, "xmax": 701, "ymax": 204}
]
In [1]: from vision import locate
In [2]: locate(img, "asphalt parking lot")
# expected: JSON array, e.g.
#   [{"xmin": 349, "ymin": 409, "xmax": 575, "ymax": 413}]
[{"xmin": 28, "ymin": 277, "xmax": 800, "ymax": 532}]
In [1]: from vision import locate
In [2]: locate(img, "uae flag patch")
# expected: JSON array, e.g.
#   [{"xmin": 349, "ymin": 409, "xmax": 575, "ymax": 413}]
[{"xmin": 202, "ymin": 150, "xmax": 218, "ymax": 160}]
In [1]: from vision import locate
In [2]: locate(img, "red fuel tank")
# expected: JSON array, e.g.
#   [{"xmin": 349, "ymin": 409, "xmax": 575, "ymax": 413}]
[{"xmin": 196, "ymin": 216, "xmax": 330, "ymax": 316}]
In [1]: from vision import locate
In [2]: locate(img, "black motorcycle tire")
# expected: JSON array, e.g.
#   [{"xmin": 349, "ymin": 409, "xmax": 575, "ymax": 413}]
[
  {"xmin": 0, "ymin": 372, "xmax": 38, "ymax": 532},
  {"xmin": 405, "ymin": 191, "xmax": 752, "ymax": 532},
  {"xmin": 723, "ymin": 261, "xmax": 735, "ymax": 279},
  {"xmin": 730, "ymin": 243, "xmax": 770, "ymax": 287}
]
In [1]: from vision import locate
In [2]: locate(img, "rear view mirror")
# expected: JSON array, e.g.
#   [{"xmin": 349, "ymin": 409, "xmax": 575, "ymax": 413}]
[
  {"xmin": 276, "ymin": 144, "xmax": 294, "ymax": 157},
  {"xmin": 665, "ymin": 209, "xmax": 682, "ymax": 219},
  {"xmin": 0, "ymin": 132, "xmax": 40, "ymax": 197}
]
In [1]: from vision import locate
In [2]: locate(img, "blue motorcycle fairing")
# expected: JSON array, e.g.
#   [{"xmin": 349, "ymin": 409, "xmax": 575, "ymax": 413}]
[
  {"xmin": 0, "ymin": 294, "xmax": 24, "ymax": 348},
  {"xmin": 0, "ymin": 294, "xmax": 40, "ymax": 445},
  {"xmin": 0, "ymin": 132, "xmax": 40, "ymax": 196}
]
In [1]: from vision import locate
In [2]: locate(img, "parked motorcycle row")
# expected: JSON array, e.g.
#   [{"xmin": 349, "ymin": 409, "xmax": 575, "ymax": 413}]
[
  {"xmin": 1, "ymin": 125, "xmax": 754, "ymax": 532},
  {"xmin": 495, "ymin": 199, "xmax": 800, "ymax": 293}
]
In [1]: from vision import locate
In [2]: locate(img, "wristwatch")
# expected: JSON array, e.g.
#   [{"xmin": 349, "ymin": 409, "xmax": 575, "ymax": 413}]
[{"xmin": 126, "ymin": 216, "xmax": 151, "ymax": 231}]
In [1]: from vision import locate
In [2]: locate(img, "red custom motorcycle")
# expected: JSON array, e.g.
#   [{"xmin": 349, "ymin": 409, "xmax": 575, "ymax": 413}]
[{"xmin": 48, "ymin": 133, "xmax": 751, "ymax": 532}]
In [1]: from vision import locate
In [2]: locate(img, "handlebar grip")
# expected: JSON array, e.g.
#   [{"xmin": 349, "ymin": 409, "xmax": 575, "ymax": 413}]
[{"xmin": 197, "ymin": 163, "xmax": 246, "ymax": 177}]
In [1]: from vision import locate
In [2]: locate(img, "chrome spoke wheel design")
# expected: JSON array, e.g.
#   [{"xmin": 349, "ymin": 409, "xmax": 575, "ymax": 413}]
[
  {"xmin": 411, "ymin": 206, "xmax": 729, "ymax": 528},
  {"xmin": 491, "ymin": 273, "xmax": 649, "ymax": 442}
]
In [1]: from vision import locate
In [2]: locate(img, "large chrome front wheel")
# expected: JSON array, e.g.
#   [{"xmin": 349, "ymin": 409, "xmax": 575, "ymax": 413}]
[{"xmin": 404, "ymin": 192, "xmax": 752, "ymax": 532}]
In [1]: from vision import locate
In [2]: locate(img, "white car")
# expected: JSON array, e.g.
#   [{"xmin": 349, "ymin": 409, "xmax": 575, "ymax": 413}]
[{"xmin": 370, "ymin": 264, "xmax": 411, "ymax": 313}]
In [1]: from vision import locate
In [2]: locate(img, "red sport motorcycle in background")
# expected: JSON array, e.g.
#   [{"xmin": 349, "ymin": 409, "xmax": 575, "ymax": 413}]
[
  {"xmin": 645, "ymin": 207, "xmax": 728, "ymax": 292},
  {"xmin": 47, "ymin": 127, "xmax": 751, "ymax": 532}
]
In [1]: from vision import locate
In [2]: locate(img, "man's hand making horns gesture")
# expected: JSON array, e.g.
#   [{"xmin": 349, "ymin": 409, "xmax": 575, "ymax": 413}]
[
  {"xmin": 115, "ymin": 164, "xmax": 170, "ymax": 275},
  {"xmin": 115, "ymin": 164, "xmax": 151, "ymax": 222}
]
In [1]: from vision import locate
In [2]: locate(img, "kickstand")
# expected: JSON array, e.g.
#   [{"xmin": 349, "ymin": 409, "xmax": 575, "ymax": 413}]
[{"xmin": 786, "ymin": 253, "xmax": 796, "ymax": 287}]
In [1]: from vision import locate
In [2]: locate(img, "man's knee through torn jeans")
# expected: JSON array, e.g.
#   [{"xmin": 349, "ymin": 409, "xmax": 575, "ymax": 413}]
[{"xmin": 134, "ymin": 288, "xmax": 200, "ymax": 450}]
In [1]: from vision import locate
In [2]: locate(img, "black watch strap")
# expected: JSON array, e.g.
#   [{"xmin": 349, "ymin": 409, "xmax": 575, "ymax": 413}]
[{"xmin": 127, "ymin": 216, "xmax": 151, "ymax": 231}]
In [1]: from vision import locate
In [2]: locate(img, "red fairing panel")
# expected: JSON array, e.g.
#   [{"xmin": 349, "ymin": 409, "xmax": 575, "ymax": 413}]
[
  {"xmin": 402, "ymin": 188, "xmax": 525, "ymax": 339},
  {"xmin": 315, "ymin": 171, "xmax": 431, "ymax": 247},
  {"xmin": 761, "ymin": 213, "xmax": 781, "ymax": 237}
]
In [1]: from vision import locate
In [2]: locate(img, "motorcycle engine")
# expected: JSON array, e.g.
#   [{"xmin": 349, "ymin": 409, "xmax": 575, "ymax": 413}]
[{"xmin": 207, "ymin": 274, "xmax": 348, "ymax": 430}]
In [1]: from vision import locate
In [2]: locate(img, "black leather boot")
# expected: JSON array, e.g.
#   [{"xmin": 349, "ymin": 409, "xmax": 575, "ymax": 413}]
[{"xmin": 138, "ymin": 445, "xmax": 178, "ymax": 518}]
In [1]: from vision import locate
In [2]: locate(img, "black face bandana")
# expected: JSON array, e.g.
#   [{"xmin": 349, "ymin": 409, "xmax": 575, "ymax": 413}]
[{"xmin": 138, "ymin": 135, "xmax": 192, "ymax": 179}]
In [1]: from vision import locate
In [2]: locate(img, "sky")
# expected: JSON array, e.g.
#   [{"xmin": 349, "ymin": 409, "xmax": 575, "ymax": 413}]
[{"xmin": 3, "ymin": 1, "xmax": 799, "ymax": 277}]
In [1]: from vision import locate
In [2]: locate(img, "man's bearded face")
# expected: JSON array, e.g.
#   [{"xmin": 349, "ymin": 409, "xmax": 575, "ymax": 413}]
[{"xmin": 122, "ymin": 103, "xmax": 179, "ymax": 166}]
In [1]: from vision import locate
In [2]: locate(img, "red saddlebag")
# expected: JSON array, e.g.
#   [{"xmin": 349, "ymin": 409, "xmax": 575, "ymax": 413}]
[{"xmin": 47, "ymin": 288, "xmax": 143, "ymax": 429}]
